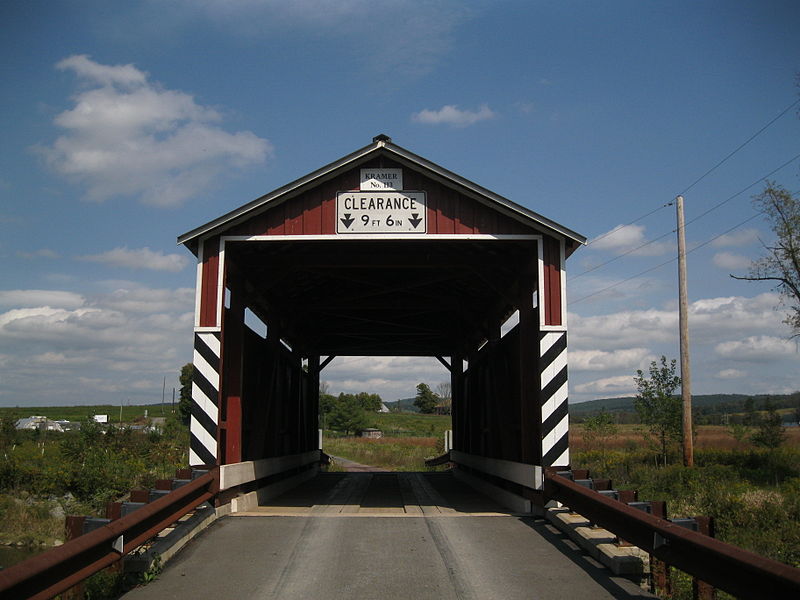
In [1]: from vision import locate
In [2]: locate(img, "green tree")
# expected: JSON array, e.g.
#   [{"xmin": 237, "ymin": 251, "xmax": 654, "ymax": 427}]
[
  {"xmin": 732, "ymin": 182, "xmax": 800, "ymax": 336},
  {"xmin": 413, "ymin": 383, "xmax": 439, "ymax": 414},
  {"xmin": 744, "ymin": 397, "xmax": 758, "ymax": 426},
  {"xmin": 751, "ymin": 401, "xmax": 787, "ymax": 449},
  {"xmin": 633, "ymin": 356, "xmax": 682, "ymax": 466},
  {"xmin": 328, "ymin": 394, "xmax": 369, "ymax": 436},
  {"xmin": 178, "ymin": 363, "xmax": 193, "ymax": 425},
  {"xmin": 353, "ymin": 392, "xmax": 383, "ymax": 412}
]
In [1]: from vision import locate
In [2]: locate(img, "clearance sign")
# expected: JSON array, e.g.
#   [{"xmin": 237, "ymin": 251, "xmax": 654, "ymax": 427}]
[{"xmin": 336, "ymin": 191, "xmax": 426, "ymax": 234}]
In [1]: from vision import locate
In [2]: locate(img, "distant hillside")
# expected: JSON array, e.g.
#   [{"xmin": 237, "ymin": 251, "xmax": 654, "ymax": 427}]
[
  {"xmin": 570, "ymin": 392, "xmax": 800, "ymax": 424},
  {"xmin": 384, "ymin": 398, "xmax": 419, "ymax": 413}
]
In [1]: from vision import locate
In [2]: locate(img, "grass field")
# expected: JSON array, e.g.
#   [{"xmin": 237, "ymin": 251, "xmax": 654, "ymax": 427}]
[
  {"xmin": 366, "ymin": 412, "xmax": 451, "ymax": 438},
  {"xmin": 324, "ymin": 436, "xmax": 444, "ymax": 471},
  {"xmin": 571, "ymin": 423, "xmax": 800, "ymax": 451}
]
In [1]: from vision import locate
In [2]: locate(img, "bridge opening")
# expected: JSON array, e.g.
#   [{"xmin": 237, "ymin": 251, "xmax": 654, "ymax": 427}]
[{"xmin": 179, "ymin": 135, "xmax": 585, "ymax": 512}]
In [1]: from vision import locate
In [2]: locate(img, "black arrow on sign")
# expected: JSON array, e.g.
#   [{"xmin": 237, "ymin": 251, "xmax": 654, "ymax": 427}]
[
  {"xmin": 409, "ymin": 213, "xmax": 423, "ymax": 229},
  {"xmin": 340, "ymin": 213, "xmax": 355, "ymax": 229}
]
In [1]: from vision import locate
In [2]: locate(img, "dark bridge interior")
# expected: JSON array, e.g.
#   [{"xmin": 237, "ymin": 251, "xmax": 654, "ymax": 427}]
[{"xmin": 226, "ymin": 238, "xmax": 538, "ymax": 357}]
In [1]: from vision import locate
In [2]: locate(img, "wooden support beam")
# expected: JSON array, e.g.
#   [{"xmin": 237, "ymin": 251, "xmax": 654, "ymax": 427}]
[
  {"xmin": 319, "ymin": 355, "xmax": 336, "ymax": 371},
  {"xmin": 518, "ymin": 259, "xmax": 541, "ymax": 465},
  {"xmin": 435, "ymin": 356, "xmax": 451, "ymax": 371}
]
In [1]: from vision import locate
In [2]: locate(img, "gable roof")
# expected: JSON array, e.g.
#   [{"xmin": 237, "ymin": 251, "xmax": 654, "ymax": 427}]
[{"xmin": 178, "ymin": 135, "xmax": 586, "ymax": 253}]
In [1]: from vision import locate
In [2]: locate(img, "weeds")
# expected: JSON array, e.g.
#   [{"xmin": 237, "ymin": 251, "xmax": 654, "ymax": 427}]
[{"xmin": 324, "ymin": 436, "xmax": 444, "ymax": 471}]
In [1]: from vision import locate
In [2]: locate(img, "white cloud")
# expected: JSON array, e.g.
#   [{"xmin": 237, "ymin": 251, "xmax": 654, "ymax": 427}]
[
  {"xmin": 0, "ymin": 285, "xmax": 194, "ymax": 405},
  {"xmin": 574, "ymin": 375, "xmax": 635, "ymax": 396},
  {"xmin": 570, "ymin": 348, "xmax": 653, "ymax": 372},
  {"xmin": 711, "ymin": 228, "xmax": 760, "ymax": 248},
  {"xmin": 712, "ymin": 251, "xmax": 752, "ymax": 270},
  {"xmin": 40, "ymin": 55, "xmax": 271, "ymax": 207},
  {"xmin": 589, "ymin": 224, "xmax": 672, "ymax": 256},
  {"xmin": 322, "ymin": 356, "xmax": 449, "ymax": 401},
  {"xmin": 79, "ymin": 246, "xmax": 190, "ymax": 272},
  {"xmin": 57, "ymin": 54, "xmax": 147, "ymax": 88},
  {"xmin": 716, "ymin": 368, "xmax": 745, "ymax": 379},
  {"xmin": 16, "ymin": 249, "xmax": 59, "ymax": 260},
  {"xmin": 714, "ymin": 336, "xmax": 796, "ymax": 362},
  {"xmin": 411, "ymin": 104, "xmax": 496, "ymax": 128},
  {"xmin": 0, "ymin": 290, "xmax": 84, "ymax": 309}
]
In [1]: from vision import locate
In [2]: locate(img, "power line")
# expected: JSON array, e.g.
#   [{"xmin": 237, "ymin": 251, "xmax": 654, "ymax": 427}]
[
  {"xmin": 569, "ymin": 210, "xmax": 764, "ymax": 306},
  {"xmin": 571, "ymin": 151, "xmax": 800, "ymax": 299},
  {"xmin": 678, "ymin": 97, "xmax": 800, "ymax": 197},
  {"xmin": 682, "ymin": 151, "xmax": 800, "ymax": 229},
  {"xmin": 574, "ymin": 151, "xmax": 800, "ymax": 280},
  {"xmin": 586, "ymin": 202, "xmax": 672, "ymax": 247},
  {"xmin": 572, "ymin": 227, "xmax": 674, "ymax": 280},
  {"xmin": 584, "ymin": 97, "xmax": 799, "ymax": 251}
]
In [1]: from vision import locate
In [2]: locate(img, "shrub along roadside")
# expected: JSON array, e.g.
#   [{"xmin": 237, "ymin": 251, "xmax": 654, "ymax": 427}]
[
  {"xmin": 572, "ymin": 446, "xmax": 800, "ymax": 568},
  {"xmin": 0, "ymin": 417, "xmax": 189, "ymax": 553}
]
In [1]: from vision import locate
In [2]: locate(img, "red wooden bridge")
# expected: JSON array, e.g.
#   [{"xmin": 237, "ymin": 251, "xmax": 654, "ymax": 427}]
[{"xmin": 2, "ymin": 136, "xmax": 799, "ymax": 599}]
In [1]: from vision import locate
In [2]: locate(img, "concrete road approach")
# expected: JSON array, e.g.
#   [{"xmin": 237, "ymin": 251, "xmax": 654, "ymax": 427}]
[{"xmin": 122, "ymin": 472, "xmax": 654, "ymax": 600}]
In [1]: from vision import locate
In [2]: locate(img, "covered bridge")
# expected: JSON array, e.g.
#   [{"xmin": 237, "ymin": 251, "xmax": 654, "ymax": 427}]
[{"xmin": 178, "ymin": 135, "xmax": 585, "ymax": 509}]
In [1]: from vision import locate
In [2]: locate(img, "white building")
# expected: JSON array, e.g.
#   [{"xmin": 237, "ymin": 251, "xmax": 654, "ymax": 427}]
[{"xmin": 15, "ymin": 416, "xmax": 64, "ymax": 432}]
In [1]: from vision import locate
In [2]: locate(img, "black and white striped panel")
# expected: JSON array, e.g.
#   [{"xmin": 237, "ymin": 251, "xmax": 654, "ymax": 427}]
[
  {"xmin": 540, "ymin": 330, "xmax": 569, "ymax": 467},
  {"xmin": 190, "ymin": 331, "xmax": 220, "ymax": 466}
]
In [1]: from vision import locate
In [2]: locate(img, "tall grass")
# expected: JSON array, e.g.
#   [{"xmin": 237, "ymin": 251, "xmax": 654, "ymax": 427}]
[
  {"xmin": 324, "ymin": 436, "xmax": 444, "ymax": 471},
  {"xmin": 573, "ymin": 423, "xmax": 800, "ymax": 570}
]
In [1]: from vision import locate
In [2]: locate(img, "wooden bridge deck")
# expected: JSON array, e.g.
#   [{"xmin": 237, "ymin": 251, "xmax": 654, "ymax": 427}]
[{"xmin": 122, "ymin": 472, "xmax": 655, "ymax": 600}]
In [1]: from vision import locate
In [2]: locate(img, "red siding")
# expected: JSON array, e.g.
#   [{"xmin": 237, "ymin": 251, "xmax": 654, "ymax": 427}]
[
  {"xmin": 543, "ymin": 236, "xmax": 562, "ymax": 326},
  {"xmin": 218, "ymin": 158, "xmax": 536, "ymax": 237},
  {"xmin": 199, "ymin": 237, "xmax": 220, "ymax": 327}
]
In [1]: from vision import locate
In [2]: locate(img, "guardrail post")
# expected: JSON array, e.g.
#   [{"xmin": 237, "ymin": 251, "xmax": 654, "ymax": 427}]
[
  {"xmin": 693, "ymin": 516, "xmax": 716, "ymax": 600},
  {"xmin": 649, "ymin": 501, "xmax": 671, "ymax": 598},
  {"xmin": 62, "ymin": 516, "xmax": 87, "ymax": 600}
]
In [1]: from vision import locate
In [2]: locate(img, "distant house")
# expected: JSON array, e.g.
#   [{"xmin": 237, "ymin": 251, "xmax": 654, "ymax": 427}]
[
  {"xmin": 433, "ymin": 398, "xmax": 452, "ymax": 415},
  {"xmin": 15, "ymin": 416, "xmax": 64, "ymax": 432},
  {"xmin": 377, "ymin": 403, "xmax": 390, "ymax": 413},
  {"xmin": 361, "ymin": 428, "xmax": 383, "ymax": 439}
]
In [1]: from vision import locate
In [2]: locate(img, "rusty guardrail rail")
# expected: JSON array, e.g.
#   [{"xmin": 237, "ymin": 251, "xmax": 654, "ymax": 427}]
[
  {"xmin": 0, "ymin": 467, "xmax": 219, "ymax": 600},
  {"xmin": 543, "ymin": 467, "xmax": 800, "ymax": 600}
]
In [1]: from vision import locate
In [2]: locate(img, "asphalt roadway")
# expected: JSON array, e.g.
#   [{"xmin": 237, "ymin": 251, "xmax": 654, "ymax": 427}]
[{"xmin": 122, "ymin": 471, "xmax": 655, "ymax": 600}]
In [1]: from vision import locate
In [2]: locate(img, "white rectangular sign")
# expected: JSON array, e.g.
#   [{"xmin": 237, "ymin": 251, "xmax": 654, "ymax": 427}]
[
  {"xmin": 336, "ymin": 191, "xmax": 426, "ymax": 234},
  {"xmin": 360, "ymin": 168, "xmax": 403, "ymax": 190}
]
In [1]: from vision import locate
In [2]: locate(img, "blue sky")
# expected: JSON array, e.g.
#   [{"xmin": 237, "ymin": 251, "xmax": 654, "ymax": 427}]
[{"xmin": 2, "ymin": 1, "xmax": 799, "ymax": 407}]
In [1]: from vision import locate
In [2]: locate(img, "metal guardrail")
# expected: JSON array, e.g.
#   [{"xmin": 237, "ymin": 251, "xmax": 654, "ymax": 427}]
[
  {"xmin": 543, "ymin": 467, "xmax": 800, "ymax": 600},
  {"xmin": 0, "ymin": 467, "xmax": 219, "ymax": 600}
]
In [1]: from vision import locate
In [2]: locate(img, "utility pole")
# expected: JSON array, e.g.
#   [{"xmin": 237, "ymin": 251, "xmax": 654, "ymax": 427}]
[{"xmin": 676, "ymin": 195, "xmax": 694, "ymax": 467}]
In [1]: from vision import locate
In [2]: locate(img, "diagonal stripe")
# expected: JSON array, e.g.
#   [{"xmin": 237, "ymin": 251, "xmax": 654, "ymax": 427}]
[
  {"xmin": 539, "ymin": 330, "xmax": 558, "ymax": 356},
  {"xmin": 541, "ymin": 366, "xmax": 568, "ymax": 406},
  {"xmin": 192, "ymin": 383, "xmax": 218, "ymax": 427},
  {"xmin": 541, "ymin": 349, "xmax": 568, "ymax": 389},
  {"xmin": 547, "ymin": 447, "xmax": 570, "ymax": 469},
  {"xmin": 541, "ymin": 400, "xmax": 568, "ymax": 437},
  {"xmin": 198, "ymin": 330, "xmax": 220, "ymax": 357},
  {"xmin": 542, "ymin": 432, "xmax": 569, "ymax": 467},
  {"xmin": 191, "ymin": 401, "xmax": 218, "ymax": 439},
  {"xmin": 190, "ymin": 433, "xmax": 216, "ymax": 466},
  {"xmin": 542, "ymin": 413, "xmax": 569, "ymax": 456},
  {"xmin": 195, "ymin": 333, "xmax": 220, "ymax": 372},
  {"xmin": 541, "ymin": 332, "xmax": 567, "ymax": 370},
  {"xmin": 193, "ymin": 367, "xmax": 218, "ymax": 410},
  {"xmin": 193, "ymin": 350, "xmax": 219, "ymax": 391},
  {"xmin": 542, "ymin": 380, "xmax": 568, "ymax": 421},
  {"xmin": 190, "ymin": 414, "xmax": 217, "ymax": 457}
]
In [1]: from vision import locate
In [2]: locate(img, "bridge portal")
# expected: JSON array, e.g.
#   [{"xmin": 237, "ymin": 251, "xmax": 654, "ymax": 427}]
[{"xmin": 178, "ymin": 135, "xmax": 585, "ymax": 510}]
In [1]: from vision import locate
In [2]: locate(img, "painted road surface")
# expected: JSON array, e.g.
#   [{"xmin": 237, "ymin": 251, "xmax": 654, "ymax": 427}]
[{"xmin": 122, "ymin": 472, "xmax": 655, "ymax": 600}]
